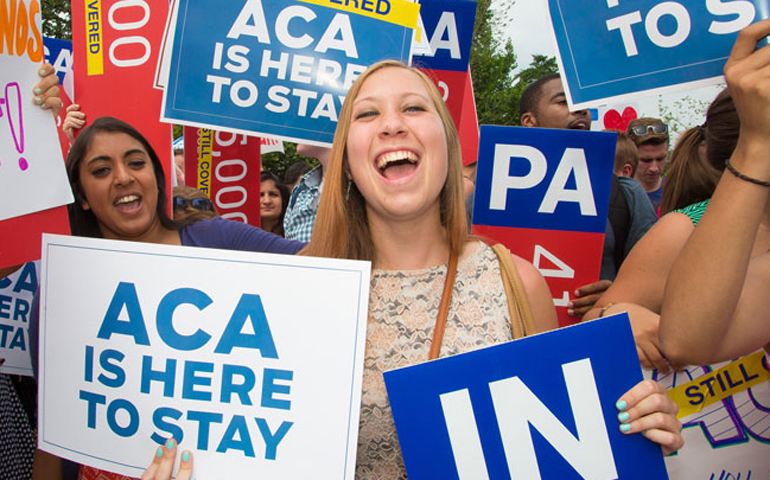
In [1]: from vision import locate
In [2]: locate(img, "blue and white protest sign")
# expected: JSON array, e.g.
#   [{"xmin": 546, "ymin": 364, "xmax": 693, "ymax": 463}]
[
  {"xmin": 547, "ymin": 0, "xmax": 769, "ymax": 109},
  {"xmin": 384, "ymin": 314, "xmax": 670, "ymax": 480},
  {"xmin": 39, "ymin": 234, "xmax": 370, "ymax": 479},
  {"xmin": 0, "ymin": 261, "xmax": 38, "ymax": 377},
  {"xmin": 411, "ymin": 0, "xmax": 476, "ymax": 72},
  {"xmin": 471, "ymin": 126, "xmax": 616, "ymax": 326},
  {"xmin": 42, "ymin": 37, "xmax": 72, "ymax": 85},
  {"xmin": 162, "ymin": 0, "xmax": 418, "ymax": 146}
]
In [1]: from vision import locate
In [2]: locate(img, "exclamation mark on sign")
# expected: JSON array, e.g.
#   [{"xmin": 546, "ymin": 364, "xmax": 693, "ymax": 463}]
[{"xmin": 0, "ymin": 82, "xmax": 27, "ymax": 171}]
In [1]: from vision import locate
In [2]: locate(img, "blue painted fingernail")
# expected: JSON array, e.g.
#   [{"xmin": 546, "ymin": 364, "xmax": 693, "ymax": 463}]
[
  {"xmin": 34, "ymin": 88, "xmax": 42, "ymax": 95},
  {"xmin": 166, "ymin": 439, "xmax": 175, "ymax": 449},
  {"xmin": 39, "ymin": 69, "xmax": 46, "ymax": 76},
  {"xmin": 618, "ymin": 411, "xmax": 630, "ymax": 422},
  {"xmin": 620, "ymin": 423, "xmax": 631, "ymax": 432},
  {"xmin": 182, "ymin": 451, "xmax": 190, "ymax": 462},
  {"xmin": 616, "ymin": 400, "xmax": 627, "ymax": 411},
  {"xmin": 156, "ymin": 447, "xmax": 163, "ymax": 458},
  {"xmin": 34, "ymin": 97, "xmax": 41, "ymax": 104}
]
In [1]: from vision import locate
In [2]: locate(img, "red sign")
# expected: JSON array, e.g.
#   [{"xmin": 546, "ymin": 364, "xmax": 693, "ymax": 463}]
[
  {"xmin": 422, "ymin": 68, "xmax": 479, "ymax": 166},
  {"xmin": 0, "ymin": 206, "xmax": 70, "ymax": 268},
  {"xmin": 473, "ymin": 225, "xmax": 604, "ymax": 327},
  {"xmin": 183, "ymin": 128, "xmax": 261, "ymax": 227},
  {"xmin": 71, "ymin": 0, "xmax": 172, "ymax": 201}
]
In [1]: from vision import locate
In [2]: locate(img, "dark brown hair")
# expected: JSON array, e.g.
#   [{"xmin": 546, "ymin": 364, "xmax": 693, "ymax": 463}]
[
  {"xmin": 260, "ymin": 171, "xmax": 289, "ymax": 237},
  {"xmin": 659, "ymin": 88, "xmax": 737, "ymax": 215},
  {"xmin": 66, "ymin": 116, "xmax": 177, "ymax": 237}
]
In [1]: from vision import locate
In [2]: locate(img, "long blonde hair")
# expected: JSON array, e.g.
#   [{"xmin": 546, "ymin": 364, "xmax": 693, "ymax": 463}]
[{"xmin": 303, "ymin": 60, "xmax": 468, "ymax": 261}]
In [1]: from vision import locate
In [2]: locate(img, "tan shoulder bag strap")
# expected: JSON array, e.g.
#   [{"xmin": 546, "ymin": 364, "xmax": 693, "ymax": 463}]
[
  {"xmin": 428, "ymin": 250, "xmax": 459, "ymax": 360},
  {"xmin": 491, "ymin": 243, "xmax": 537, "ymax": 339}
]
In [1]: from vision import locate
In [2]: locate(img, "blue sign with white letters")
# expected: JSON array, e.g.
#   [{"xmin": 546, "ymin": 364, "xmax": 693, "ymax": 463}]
[
  {"xmin": 162, "ymin": 0, "xmax": 414, "ymax": 145},
  {"xmin": 42, "ymin": 37, "xmax": 72, "ymax": 85},
  {"xmin": 384, "ymin": 314, "xmax": 670, "ymax": 480},
  {"xmin": 410, "ymin": 0, "xmax": 476, "ymax": 72},
  {"xmin": 547, "ymin": 0, "xmax": 769, "ymax": 108},
  {"xmin": 472, "ymin": 126, "xmax": 616, "ymax": 234}
]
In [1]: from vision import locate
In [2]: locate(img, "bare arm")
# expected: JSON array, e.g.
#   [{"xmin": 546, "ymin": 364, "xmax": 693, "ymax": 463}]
[
  {"xmin": 661, "ymin": 19, "xmax": 770, "ymax": 365},
  {"xmin": 512, "ymin": 254, "xmax": 558, "ymax": 333},
  {"xmin": 585, "ymin": 212, "xmax": 695, "ymax": 321}
]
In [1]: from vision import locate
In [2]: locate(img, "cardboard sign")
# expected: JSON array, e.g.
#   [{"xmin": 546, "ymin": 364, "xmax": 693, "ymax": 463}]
[
  {"xmin": 547, "ymin": 0, "xmax": 769, "ymax": 109},
  {"xmin": 0, "ymin": 261, "xmax": 38, "ymax": 377},
  {"xmin": 647, "ymin": 353, "xmax": 770, "ymax": 479},
  {"xmin": 183, "ymin": 127, "xmax": 262, "ymax": 226},
  {"xmin": 71, "ymin": 0, "xmax": 172, "ymax": 196},
  {"xmin": 472, "ymin": 126, "xmax": 616, "ymax": 326},
  {"xmin": 412, "ymin": 0, "xmax": 478, "ymax": 166},
  {"xmin": 162, "ymin": 0, "xmax": 417, "ymax": 146},
  {"xmin": 39, "ymin": 234, "xmax": 370, "ymax": 479},
  {"xmin": 384, "ymin": 314, "xmax": 669, "ymax": 480},
  {"xmin": 0, "ymin": 0, "xmax": 73, "ymax": 222}
]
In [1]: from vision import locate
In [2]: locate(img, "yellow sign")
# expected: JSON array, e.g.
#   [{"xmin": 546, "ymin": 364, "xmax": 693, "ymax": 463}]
[
  {"xmin": 197, "ymin": 129, "xmax": 213, "ymax": 196},
  {"xmin": 668, "ymin": 351, "xmax": 769, "ymax": 419},
  {"xmin": 297, "ymin": 0, "xmax": 420, "ymax": 30},
  {"xmin": 85, "ymin": 0, "xmax": 104, "ymax": 76}
]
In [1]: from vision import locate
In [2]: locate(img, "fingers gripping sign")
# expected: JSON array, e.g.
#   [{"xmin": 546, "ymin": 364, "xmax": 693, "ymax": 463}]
[{"xmin": 141, "ymin": 439, "xmax": 194, "ymax": 480}]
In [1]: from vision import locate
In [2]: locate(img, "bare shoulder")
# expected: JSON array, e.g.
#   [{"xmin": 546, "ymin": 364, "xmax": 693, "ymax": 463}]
[
  {"xmin": 510, "ymin": 252, "xmax": 559, "ymax": 333},
  {"xmin": 638, "ymin": 212, "xmax": 696, "ymax": 253}
]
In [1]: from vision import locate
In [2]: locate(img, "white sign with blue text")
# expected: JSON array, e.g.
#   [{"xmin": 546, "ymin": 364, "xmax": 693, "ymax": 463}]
[
  {"xmin": 162, "ymin": 0, "xmax": 416, "ymax": 146},
  {"xmin": 0, "ymin": 261, "xmax": 38, "ymax": 377},
  {"xmin": 547, "ymin": 0, "xmax": 769, "ymax": 109},
  {"xmin": 39, "ymin": 234, "xmax": 370, "ymax": 479},
  {"xmin": 384, "ymin": 314, "xmax": 670, "ymax": 480}
]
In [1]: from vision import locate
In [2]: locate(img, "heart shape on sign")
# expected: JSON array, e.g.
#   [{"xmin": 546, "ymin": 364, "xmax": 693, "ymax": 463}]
[{"xmin": 603, "ymin": 107, "xmax": 638, "ymax": 132}]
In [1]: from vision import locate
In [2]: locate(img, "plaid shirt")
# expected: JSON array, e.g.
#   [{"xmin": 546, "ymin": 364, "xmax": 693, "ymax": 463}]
[{"xmin": 283, "ymin": 166, "xmax": 323, "ymax": 242}]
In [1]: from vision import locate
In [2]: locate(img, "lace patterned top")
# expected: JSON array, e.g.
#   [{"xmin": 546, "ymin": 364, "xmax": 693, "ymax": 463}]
[{"xmin": 356, "ymin": 242, "xmax": 512, "ymax": 480}]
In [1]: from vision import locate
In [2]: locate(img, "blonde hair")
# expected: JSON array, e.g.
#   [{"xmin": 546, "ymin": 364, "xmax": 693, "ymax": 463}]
[{"xmin": 303, "ymin": 60, "xmax": 468, "ymax": 261}]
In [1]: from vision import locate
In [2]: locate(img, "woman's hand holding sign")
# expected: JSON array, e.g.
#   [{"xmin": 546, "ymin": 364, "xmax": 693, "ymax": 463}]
[
  {"xmin": 616, "ymin": 379, "xmax": 683, "ymax": 456},
  {"xmin": 31, "ymin": 63, "xmax": 62, "ymax": 116},
  {"xmin": 142, "ymin": 439, "xmax": 194, "ymax": 480}
]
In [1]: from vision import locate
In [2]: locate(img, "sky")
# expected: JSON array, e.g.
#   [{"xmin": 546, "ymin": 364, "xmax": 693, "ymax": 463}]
[{"xmin": 496, "ymin": 1, "xmax": 721, "ymax": 136}]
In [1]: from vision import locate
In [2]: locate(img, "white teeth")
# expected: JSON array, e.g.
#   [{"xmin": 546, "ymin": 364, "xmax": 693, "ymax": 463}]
[
  {"xmin": 115, "ymin": 195, "xmax": 139, "ymax": 205},
  {"xmin": 376, "ymin": 150, "xmax": 419, "ymax": 169}
]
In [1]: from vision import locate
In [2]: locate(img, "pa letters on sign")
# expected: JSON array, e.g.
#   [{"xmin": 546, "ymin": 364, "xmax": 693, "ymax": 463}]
[
  {"xmin": 39, "ymin": 234, "xmax": 370, "ymax": 479},
  {"xmin": 547, "ymin": 0, "xmax": 769, "ymax": 108},
  {"xmin": 162, "ymin": 0, "xmax": 415, "ymax": 146},
  {"xmin": 384, "ymin": 314, "xmax": 669, "ymax": 480},
  {"xmin": 472, "ymin": 126, "xmax": 616, "ymax": 326}
]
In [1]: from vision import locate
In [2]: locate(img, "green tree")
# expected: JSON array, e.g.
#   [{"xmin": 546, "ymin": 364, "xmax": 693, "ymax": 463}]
[
  {"xmin": 470, "ymin": 0, "xmax": 518, "ymax": 126},
  {"xmin": 262, "ymin": 143, "xmax": 319, "ymax": 180},
  {"xmin": 41, "ymin": 0, "xmax": 71, "ymax": 40}
]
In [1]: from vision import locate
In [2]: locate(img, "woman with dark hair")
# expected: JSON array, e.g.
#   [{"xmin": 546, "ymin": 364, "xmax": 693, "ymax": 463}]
[
  {"xmin": 260, "ymin": 171, "xmax": 290, "ymax": 236},
  {"xmin": 584, "ymin": 87, "xmax": 740, "ymax": 372},
  {"xmin": 661, "ymin": 19, "xmax": 770, "ymax": 365},
  {"xmin": 658, "ymin": 89, "xmax": 738, "ymax": 216},
  {"xmin": 61, "ymin": 116, "xmax": 303, "ymax": 252},
  {"xmin": 31, "ymin": 116, "xmax": 304, "ymax": 480},
  {"xmin": 145, "ymin": 60, "xmax": 684, "ymax": 480}
]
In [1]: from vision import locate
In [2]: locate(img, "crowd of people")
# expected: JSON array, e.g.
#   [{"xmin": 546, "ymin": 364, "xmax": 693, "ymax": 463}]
[{"xmin": 1, "ymin": 14, "xmax": 769, "ymax": 480}]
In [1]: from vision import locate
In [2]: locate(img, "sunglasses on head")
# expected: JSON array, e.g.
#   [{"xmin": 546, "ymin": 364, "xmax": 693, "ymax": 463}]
[
  {"xmin": 173, "ymin": 197, "xmax": 214, "ymax": 211},
  {"xmin": 630, "ymin": 123, "xmax": 668, "ymax": 136}
]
